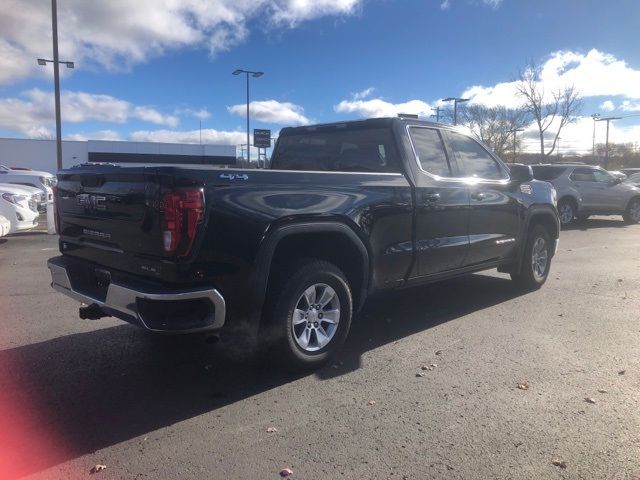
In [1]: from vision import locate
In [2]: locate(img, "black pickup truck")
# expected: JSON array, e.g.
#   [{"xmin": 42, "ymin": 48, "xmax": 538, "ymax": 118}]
[{"xmin": 48, "ymin": 117, "xmax": 559, "ymax": 369}]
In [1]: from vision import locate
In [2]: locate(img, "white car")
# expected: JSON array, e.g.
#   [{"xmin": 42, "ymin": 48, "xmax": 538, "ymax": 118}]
[
  {"xmin": 0, "ymin": 165, "xmax": 55, "ymax": 208},
  {"xmin": 0, "ymin": 183, "xmax": 40, "ymax": 233},
  {"xmin": 0, "ymin": 214, "xmax": 10, "ymax": 237},
  {"xmin": 0, "ymin": 183, "xmax": 44, "ymax": 212}
]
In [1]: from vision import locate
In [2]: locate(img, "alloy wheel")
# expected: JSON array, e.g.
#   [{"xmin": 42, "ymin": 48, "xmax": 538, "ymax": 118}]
[
  {"xmin": 291, "ymin": 283, "xmax": 341, "ymax": 352},
  {"xmin": 558, "ymin": 203, "xmax": 573, "ymax": 225},
  {"xmin": 531, "ymin": 237, "xmax": 549, "ymax": 280}
]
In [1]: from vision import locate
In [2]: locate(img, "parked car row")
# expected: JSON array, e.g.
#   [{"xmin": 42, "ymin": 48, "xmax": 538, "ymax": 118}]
[
  {"xmin": 0, "ymin": 165, "xmax": 56, "ymax": 213},
  {"xmin": 0, "ymin": 183, "xmax": 40, "ymax": 235},
  {"xmin": 530, "ymin": 164, "xmax": 640, "ymax": 227}
]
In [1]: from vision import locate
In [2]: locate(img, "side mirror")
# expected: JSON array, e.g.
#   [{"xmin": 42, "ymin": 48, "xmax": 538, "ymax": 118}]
[
  {"xmin": 612, "ymin": 177, "xmax": 623, "ymax": 185},
  {"xmin": 508, "ymin": 163, "xmax": 533, "ymax": 184}
]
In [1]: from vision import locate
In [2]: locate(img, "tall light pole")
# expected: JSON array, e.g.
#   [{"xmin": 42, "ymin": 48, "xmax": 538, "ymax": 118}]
[
  {"xmin": 37, "ymin": 0, "xmax": 74, "ymax": 171},
  {"xmin": 442, "ymin": 97, "xmax": 469, "ymax": 125},
  {"xmin": 232, "ymin": 69, "xmax": 263, "ymax": 164},
  {"xmin": 556, "ymin": 136, "xmax": 562, "ymax": 161},
  {"xmin": 591, "ymin": 113, "xmax": 600, "ymax": 161},
  {"xmin": 507, "ymin": 128, "xmax": 524, "ymax": 163},
  {"xmin": 596, "ymin": 116, "xmax": 622, "ymax": 169}
]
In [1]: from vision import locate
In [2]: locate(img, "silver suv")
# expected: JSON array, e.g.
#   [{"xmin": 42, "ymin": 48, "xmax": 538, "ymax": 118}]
[{"xmin": 531, "ymin": 164, "xmax": 640, "ymax": 226}]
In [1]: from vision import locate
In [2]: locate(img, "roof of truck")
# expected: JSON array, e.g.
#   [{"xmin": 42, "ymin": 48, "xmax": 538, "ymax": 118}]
[{"xmin": 279, "ymin": 116, "xmax": 452, "ymax": 135}]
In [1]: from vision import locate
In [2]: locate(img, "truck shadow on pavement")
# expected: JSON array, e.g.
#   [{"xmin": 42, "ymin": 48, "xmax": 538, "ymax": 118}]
[{"xmin": 0, "ymin": 274, "xmax": 525, "ymax": 479}]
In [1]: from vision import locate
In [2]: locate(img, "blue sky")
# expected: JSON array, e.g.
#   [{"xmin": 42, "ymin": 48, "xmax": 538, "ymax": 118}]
[{"xmin": 0, "ymin": 0, "xmax": 639, "ymax": 153}]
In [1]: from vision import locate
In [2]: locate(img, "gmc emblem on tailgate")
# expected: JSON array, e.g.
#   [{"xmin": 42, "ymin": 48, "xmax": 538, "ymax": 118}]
[{"xmin": 76, "ymin": 193, "xmax": 107, "ymax": 211}]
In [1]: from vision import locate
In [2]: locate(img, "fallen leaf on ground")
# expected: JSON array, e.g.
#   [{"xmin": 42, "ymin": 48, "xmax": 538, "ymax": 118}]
[
  {"xmin": 435, "ymin": 350, "xmax": 442, "ymax": 355},
  {"xmin": 367, "ymin": 400, "xmax": 376, "ymax": 406},
  {"xmin": 584, "ymin": 397, "xmax": 596, "ymax": 404},
  {"xmin": 280, "ymin": 467, "xmax": 293, "ymax": 477},
  {"xmin": 619, "ymin": 370, "xmax": 626, "ymax": 375},
  {"xmin": 267, "ymin": 427, "xmax": 278, "ymax": 433},
  {"xmin": 517, "ymin": 382, "xmax": 529, "ymax": 391},
  {"xmin": 552, "ymin": 459, "xmax": 567, "ymax": 469},
  {"xmin": 430, "ymin": 364, "xmax": 438, "ymax": 368},
  {"xmin": 90, "ymin": 465, "xmax": 106, "ymax": 474},
  {"xmin": 622, "ymin": 292, "xmax": 629, "ymax": 299},
  {"xmin": 421, "ymin": 365, "xmax": 432, "ymax": 371},
  {"xmin": 597, "ymin": 389, "xmax": 608, "ymax": 394},
  {"xmin": 416, "ymin": 372, "xmax": 426, "ymax": 377}
]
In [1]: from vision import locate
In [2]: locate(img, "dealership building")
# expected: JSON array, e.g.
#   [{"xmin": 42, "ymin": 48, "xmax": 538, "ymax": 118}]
[{"xmin": 0, "ymin": 137, "xmax": 237, "ymax": 174}]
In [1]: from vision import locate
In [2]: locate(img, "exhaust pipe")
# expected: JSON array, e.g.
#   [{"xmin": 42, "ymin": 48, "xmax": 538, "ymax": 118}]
[{"xmin": 79, "ymin": 303, "xmax": 110, "ymax": 320}]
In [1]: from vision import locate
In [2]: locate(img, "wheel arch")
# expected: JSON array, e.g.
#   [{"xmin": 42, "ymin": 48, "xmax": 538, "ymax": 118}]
[
  {"xmin": 505, "ymin": 206, "xmax": 559, "ymax": 276},
  {"xmin": 558, "ymin": 194, "xmax": 579, "ymax": 211},
  {"xmin": 253, "ymin": 221, "xmax": 371, "ymax": 315}
]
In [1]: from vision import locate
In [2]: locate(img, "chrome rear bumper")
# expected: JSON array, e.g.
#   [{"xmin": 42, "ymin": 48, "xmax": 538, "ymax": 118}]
[{"xmin": 48, "ymin": 257, "xmax": 225, "ymax": 333}]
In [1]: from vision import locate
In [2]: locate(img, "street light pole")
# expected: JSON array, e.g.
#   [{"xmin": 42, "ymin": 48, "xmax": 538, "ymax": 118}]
[
  {"xmin": 557, "ymin": 137, "xmax": 561, "ymax": 161},
  {"xmin": 442, "ymin": 97, "xmax": 470, "ymax": 126},
  {"xmin": 233, "ymin": 69, "xmax": 264, "ymax": 165},
  {"xmin": 591, "ymin": 113, "xmax": 600, "ymax": 161},
  {"xmin": 51, "ymin": 0, "xmax": 62, "ymax": 170},
  {"xmin": 596, "ymin": 116, "xmax": 622, "ymax": 169}
]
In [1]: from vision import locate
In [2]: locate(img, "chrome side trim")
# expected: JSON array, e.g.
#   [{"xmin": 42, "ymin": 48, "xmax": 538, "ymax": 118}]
[
  {"xmin": 48, "ymin": 260, "xmax": 226, "ymax": 333},
  {"xmin": 553, "ymin": 238, "xmax": 560, "ymax": 255}
]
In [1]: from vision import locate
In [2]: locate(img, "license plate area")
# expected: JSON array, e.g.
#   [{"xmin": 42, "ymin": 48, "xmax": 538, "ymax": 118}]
[{"xmin": 67, "ymin": 263, "xmax": 111, "ymax": 302}]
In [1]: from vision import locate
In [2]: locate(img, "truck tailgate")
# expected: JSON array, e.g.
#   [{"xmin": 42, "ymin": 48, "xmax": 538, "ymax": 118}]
[{"xmin": 56, "ymin": 167, "xmax": 163, "ymax": 257}]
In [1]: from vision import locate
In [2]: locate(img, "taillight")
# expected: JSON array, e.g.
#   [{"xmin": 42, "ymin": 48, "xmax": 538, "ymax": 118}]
[{"xmin": 161, "ymin": 188, "xmax": 205, "ymax": 257}]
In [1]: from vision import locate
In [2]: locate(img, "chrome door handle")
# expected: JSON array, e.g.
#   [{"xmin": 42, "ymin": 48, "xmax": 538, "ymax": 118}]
[
  {"xmin": 471, "ymin": 192, "xmax": 486, "ymax": 201},
  {"xmin": 424, "ymin": 193, "xmax": 440, "ymax": 203}
]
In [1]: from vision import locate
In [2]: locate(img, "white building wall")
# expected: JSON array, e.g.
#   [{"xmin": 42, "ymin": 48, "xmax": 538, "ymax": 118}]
[
  {"xmin": 0, "ymin": 138, "xmax": 87, "ymax": 173},
  {"xmin": 0, "ymin": 137, "xmax": 236, "ymax": 174}
]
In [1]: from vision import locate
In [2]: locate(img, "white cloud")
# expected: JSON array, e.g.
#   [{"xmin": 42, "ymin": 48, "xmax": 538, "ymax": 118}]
[
  {"xmin": 481, "ymin": 0, "xmax": 503, "ymax": 7},
  {"xmin": 517, "ymin": 115, "xmax": 640, "ymax": 155},
  {"xmin": 462, "ymin": 49, "xmax": 640, "ymax": 109},
  {"xmin": 129, "ymin": 128, "xmax": 245, "ymax": 145},
  {"xmin": 176, "ymin": 108, "xmax": 212, "ymax": 120},
  {"xmin": 620, "ymin": 100, "xmax": 640, "ymax": 112},
  {"xmin": 334, "ymin": 98, "xmax": 434, "ymax": 118},
  {"xmin": 352, "ymin": 87, "xmax": 375, "ymax": 100},
  {"xmin": 0, "ymin": 89, "xmax": 180, "ymax": 138},
  {"xmin": 227, "ymin": 100, "xmax": 310, "ymax": 125},
  {"xmin": 0, "ymin": 0, "xmax": 362, "ymax": 86},
  {"xmin": 65, "ymin": 130, "xmax": 122, "ymax": 141},
  {"xmin": 600, "ymin": 100, "xmax": 615, "ymax": 112},
  {"xmin": 439, "ymin": 0, "xmax": 501, "ymax": 10}
]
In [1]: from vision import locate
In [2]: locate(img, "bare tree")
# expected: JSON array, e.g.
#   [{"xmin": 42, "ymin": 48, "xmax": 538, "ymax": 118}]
[
  {"xmin": 516, "ymin": 62, "xmax": 582, "ymax": 161},
  {"xmin": 457, "ymin": 105, "xmax": 530, "ymax": 159}
]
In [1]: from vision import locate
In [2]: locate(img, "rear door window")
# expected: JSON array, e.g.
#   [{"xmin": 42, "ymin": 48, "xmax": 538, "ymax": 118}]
[
  {"xmin": 569, "ymin": 168, "xmax": 596, "ymax": 182},
  {"xmin": 531, "ymin": 166, "xmax": 567, "ymax": 180},
  {"xmin": 407, "ymin": 127, "xmax": 451, "ymax": 177},
  {"xmin": 271, "ymin": 127, "xmax": 400, "ymax": 173},
  {"xmin": 443, "ymin": 131, "xmax": 507, "ymax": 180}
]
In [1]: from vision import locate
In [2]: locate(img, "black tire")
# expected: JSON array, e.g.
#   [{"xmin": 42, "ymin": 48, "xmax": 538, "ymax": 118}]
[
  {"xmin": 510, "ymin": 225, "xmax": 552, "ymax": 291},
  {"xmin": 557, "ymin": 199, "xmax": 576, "ymax": 227},
  {"xmin": 623, "ymin": 198, "xmax": 640, "ymax": 224},
  {"xmin": 266, "ymin": 259, "xmax": 352, "ymax": 371}
]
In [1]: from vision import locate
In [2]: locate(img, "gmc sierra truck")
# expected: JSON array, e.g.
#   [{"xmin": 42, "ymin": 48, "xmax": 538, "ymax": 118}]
[{"xmin": 48, "ymin": 117, "xmax": 560, "ymax": 369}]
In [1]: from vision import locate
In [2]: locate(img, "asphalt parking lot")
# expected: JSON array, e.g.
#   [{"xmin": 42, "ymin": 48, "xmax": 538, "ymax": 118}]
[{"xmin": 1, "ymin": 218, "xmax": 639, "ymax": 480}]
